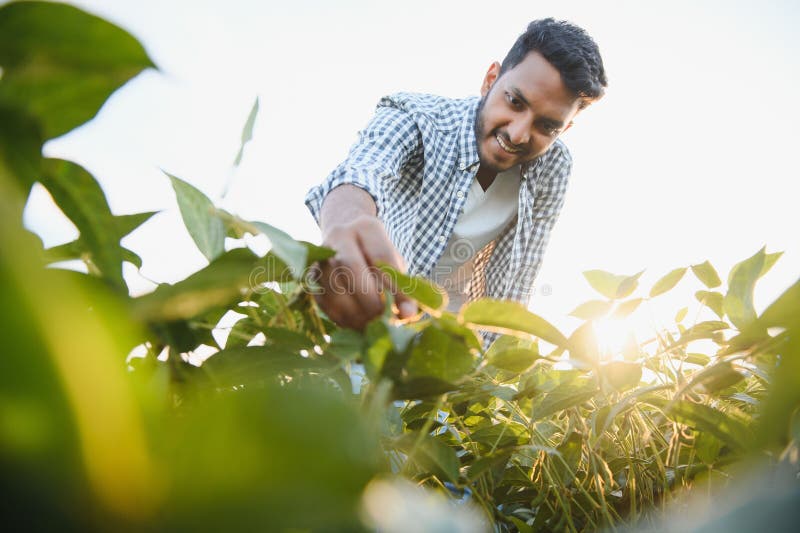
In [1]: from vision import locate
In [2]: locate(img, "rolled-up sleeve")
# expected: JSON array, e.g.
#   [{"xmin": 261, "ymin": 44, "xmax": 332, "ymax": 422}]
[{"xmin": 304, "ymin": 105, "xmax": 421, "ymax": 224}]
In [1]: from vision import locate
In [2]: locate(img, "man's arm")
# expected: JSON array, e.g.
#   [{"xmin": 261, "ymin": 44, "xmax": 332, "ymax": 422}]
[
  {"xmin": 306, "ymin": 105, "xmax": 422, "ymax": 329},
  {"xmin": 315, "ymin": 184, "xmax": 417, "ymax": 330}
]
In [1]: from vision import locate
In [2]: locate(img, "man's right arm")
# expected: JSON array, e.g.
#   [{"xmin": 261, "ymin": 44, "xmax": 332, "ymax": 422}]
[
  {"xmin": 315, "ymin": 184, "xmax": 416, "ymax": 330},
  {"xmin": 305, "ymin": 105, "xmax": 422, "ymax": 329}
]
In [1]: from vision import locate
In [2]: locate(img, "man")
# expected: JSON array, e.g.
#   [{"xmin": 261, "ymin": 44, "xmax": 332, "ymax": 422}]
[{"xmin": 305, "ymin": 18, "xmax": 606, "ymax": 331}]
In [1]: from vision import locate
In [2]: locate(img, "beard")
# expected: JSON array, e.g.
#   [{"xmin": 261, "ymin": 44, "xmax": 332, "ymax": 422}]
[
  {"xmin": 473, "ymin": 92, "xmax": 529, "ymax": 175},
  {"xmin": 473, "ymin": 94, "xmax": 497, "ymax": 171}
]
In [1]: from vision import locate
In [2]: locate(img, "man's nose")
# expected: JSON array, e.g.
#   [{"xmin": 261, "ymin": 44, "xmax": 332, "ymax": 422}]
[{"xmin": 507, "ymin": 119, "xmax": 531, "ymax": 146}]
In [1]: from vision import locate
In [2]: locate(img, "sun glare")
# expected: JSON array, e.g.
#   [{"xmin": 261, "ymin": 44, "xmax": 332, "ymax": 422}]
[{"xmin": 593, "ymin": 317, "xmax": 634, "ymax": 361}]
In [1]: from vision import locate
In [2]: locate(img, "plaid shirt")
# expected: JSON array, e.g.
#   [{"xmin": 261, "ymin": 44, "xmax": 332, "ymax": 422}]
[{"xmin": 305, "ymin": 92, "xmax": 571, "ymax": 307}]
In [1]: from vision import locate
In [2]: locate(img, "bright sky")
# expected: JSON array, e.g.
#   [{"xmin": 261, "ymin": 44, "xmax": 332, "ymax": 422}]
[{"xmin": 24, "ymin": 0, "xmax": 800, "ymax": 341}]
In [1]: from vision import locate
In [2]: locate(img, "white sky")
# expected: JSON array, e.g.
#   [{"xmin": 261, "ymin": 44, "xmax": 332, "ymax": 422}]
[{"xmin": 23, "ymin": 0, "xmax": 800, "ymax": 339}]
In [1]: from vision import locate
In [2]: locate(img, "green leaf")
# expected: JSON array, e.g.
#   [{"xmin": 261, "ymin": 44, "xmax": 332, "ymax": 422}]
[
  {"xmin": 394, "ymin": 433, "xmax": 460, "ymax": 483},
  {"xmin": 250, "ymin": 221, "xmax": 309, "ymax": 279},
  {"xmin": 696, "ymin": 362, "xmax": 745, "ymax": 394},
  {"xmin": 39, "ymin": 159, "xmax": 124, "ymax": 288},
  {"xmin": 233, "ymin": 97, "xmax": 259, "ymax": 167},
  {"xmin": 133, "ymin": 248, "xmax": 260, "ymax": 321},
  {"xmin": 114, "ymin": 211, "xmax": 157, "ymax": 238},
  {"xmin": 695, "ymin": 290, "xmax": 724, "ymax": 318},
  {"xmin": 684, "ymin": 353, "xmax": 710, "ymax": 366},
  {"xmin": 487, "ymin": 347, "xmax": 540, "ymax": 373},
  {"xmin": 327, "ymin": 329, "xmax": 364, "ymax": 362},
  {"xmin": 225, "ymin": 317, "xmax": 260, "ymax": 349},
  {"xmin": 405, "ymin": 324, "xmax": 475, "ymax": 383},
  {"xmin": 471, "ymin": 421, "xmax": 530, "ymax": 451},
  {"xmin": 533, "ymin": 376, "xmax": 598, "ymax": 421},
  {"xmin": 384, "ymin": 323, "xmax": 416, "ymax": 355},
  {"xmin": 378, "ymin": 263, "xmax": 446, "ymax": 311},
  {"xmin": 391, "ymin": 377, "xmax": 456, "ymax": 399},
  {"xmin": 649, "ymin": 267, "xmax": 687, "ymax": 297},
  {"xmin": 202, "ymin": 345, "xmax": 333, "ymax": 388},
  {"xmin": 553, "ymin": 431, "xmax": 583, "ymax": 486},
  {"xmin": 677, "ymin": 321, "xmax": 729, "ymax": 345},
  {"xmin": 617, "ymin": 271, "xmax": 644, "ymax": 298},
  {"xmin": 601, "ymin": 361, "xmax": 642, "ymax": 391},
  {"xmin": 759, "ymin": 277, "xmax": 800, "ymax": 331},
  {"xmin": 0, "ymin": 104, "xmax": 42, "ymax": 191},
  {"xmin": 569, "ymin": 300, "xmax": 613, "ymax": 320},
  {"xmin": 568, "ymin": 321, "xmax": 599, "ymax": 364},
  {"xmin": 460, "ymin": 298, "xmax": 568, "ymax": 348},
  {"xmin": 691, "ymin": 260, "xmax": 722, "ymax": 289},
  {"xmin": 299, "ymin": 240, "xmax": 336, "ymax": 264},
  {"xmin": 724, "ymin": 248, "xmax": 766, "ymax": 329},
  {"xmin": 666, "ymin": 400, "xmax": 751, "ymax": 452},
  {"xmin": 168, "ymin": 173, "xmax": 225, "ymax": 262},
  {"xmin": 613, "ymin": 298, "xmax": 643, "ymax": 319},
  {"xmin": 675, "ymin": 306, "xmax": 689, "ymax": 323},
  {"xmin": 0, "ymin": 1, "xmax": 155, "ymax": 140},
  {"xmin": 760, "ymin": 251, "xmax": 782, "ymax": 278},
  {"xmin": 694, "ymin": 431, "xmax": 722, "ymax": 465},
  {"xmin": 42, "ymin": 210, "xmax": 154, "ymax": 270},
  {"xmin": 263, "ymin": 327, "xmax": 316, "ymax": 352},
  {"xmin": 508, "ymin": 516, "xmax": 534, "ymax": 533},
  {"xmin": 583, "ymin": 269, "xmax": 643, "ymax": 299},
  {"xmin": 44, "ymin": 239, "xmax": 142, "ymax": 269},
  {"xmin": 433, "ymin": 313, "xmax": 482, "ymax": 352}
]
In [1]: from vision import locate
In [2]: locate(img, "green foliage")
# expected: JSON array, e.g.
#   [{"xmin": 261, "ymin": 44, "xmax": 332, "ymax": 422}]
[
  {"xmin": 583, "ymin": 269, "xmax": 644, "ymax": 299},
  {"xmin": 379, "ymin": 262, "xmax": 447, "ymax": 311},
  {"xmin": 233, "ymin": 97, "xmax": 259, "ymax": 168},
  {"xmin": 168, "ymin": 173, "xmax": 226, "ymax": 262},
  {"xmin": 3, "ymin": 3, "xmax": 800, "ymax": 532},
  {"xmin": 0, "ymin": 0, "xmax": 154, "ymax": 191}
]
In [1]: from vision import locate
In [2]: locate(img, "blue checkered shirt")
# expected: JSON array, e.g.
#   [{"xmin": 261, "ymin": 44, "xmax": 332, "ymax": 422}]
[{"xmin": 305, "ymin": 92, "xmax": 572, "ymax": 307}]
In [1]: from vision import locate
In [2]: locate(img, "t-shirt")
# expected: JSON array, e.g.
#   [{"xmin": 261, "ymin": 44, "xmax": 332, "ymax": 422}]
[{"xmin": 432, "ymin": 166, "xmax": 522, "ymax": 312}]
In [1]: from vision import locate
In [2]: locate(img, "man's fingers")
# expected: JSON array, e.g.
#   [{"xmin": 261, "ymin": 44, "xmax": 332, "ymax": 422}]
[
  {"xmin": 315, "ymin": 292, "xmax": 364, "ymax": 330},
  {"xmin": 317, "ymin": 241, "xmax": 384, "ymax": 328},
  {"xmin": 357, "ymin": 225, "xmax": 406, "ymax": 273},
  {"xmin": 344, "ymin": 253, "xmax": 384, "ymax": 320},
  {"xmin": 355, "ymin": 223, "xmax": 418, "ymax": 318}
]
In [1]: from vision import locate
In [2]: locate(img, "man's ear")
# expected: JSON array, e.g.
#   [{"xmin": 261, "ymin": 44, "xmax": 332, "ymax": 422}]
[{"xmin": 480, "ymin": 61, "xmax": 501, "ymax": 97}]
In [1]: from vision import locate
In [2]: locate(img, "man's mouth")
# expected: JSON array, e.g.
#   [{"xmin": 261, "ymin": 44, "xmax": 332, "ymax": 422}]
[{"xmin": 495, "ymin": 133, "xmax": 523, "ymax": 154}]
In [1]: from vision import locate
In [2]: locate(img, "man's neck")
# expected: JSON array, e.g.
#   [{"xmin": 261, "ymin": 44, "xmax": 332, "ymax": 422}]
[{"xmin": 475, "ymin": 166, "xmax": 497, "ymax": 192}]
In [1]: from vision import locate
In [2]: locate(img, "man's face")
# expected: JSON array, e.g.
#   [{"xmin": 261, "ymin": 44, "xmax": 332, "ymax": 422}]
[{"xmin": 475, "ymin": 51, "xmax": 582, "ymax": 174}]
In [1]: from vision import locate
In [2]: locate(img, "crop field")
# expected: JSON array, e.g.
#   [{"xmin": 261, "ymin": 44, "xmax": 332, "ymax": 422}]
[{"xmin": 1, "ymin": 2, "xmax": 799, "ymax": 532}]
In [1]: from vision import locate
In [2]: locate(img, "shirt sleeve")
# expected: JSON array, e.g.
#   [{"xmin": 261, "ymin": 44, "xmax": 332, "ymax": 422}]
[
  {"xmin": 304, "ymin": 105, "xmax": 422, "ymax": 225},
  {"xmin": 510, "ymin": 140, "xmax": 572, "ymax": 305}
]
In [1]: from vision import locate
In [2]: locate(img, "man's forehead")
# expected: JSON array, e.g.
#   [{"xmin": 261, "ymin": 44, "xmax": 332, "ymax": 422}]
[{"xmin": 500, "ymin": 53, "xmax": 582, "ymax": 116}]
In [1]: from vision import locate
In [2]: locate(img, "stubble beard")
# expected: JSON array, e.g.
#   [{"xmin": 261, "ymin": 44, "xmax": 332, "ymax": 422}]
[{"xmin": 473, "ymin": 94, "xmax": 503, "ymax": 175}]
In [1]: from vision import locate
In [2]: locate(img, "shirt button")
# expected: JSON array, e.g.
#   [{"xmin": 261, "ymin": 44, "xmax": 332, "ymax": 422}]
[
  {"xmin": 438, "ymin": 235, "xmax": 446, "ymax": 244},
  {"xmin": 456, "ymin": 191, "xmax": 464, "ymax": 199}
]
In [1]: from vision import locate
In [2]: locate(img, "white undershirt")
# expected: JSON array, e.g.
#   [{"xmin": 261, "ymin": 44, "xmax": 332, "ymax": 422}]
[{"xmin": 432, "ymin": 165, "xmax": 521, "ymax": 312}]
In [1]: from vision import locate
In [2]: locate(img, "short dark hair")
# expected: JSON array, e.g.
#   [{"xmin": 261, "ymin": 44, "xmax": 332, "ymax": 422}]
[{"xmin": 500, "ymin": 18, "xmax": 607, "ymax": 107}]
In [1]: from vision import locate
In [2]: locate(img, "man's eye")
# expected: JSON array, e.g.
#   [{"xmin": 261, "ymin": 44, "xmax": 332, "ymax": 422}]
[
  {"xmin": 505, "ymin": 92, "xmax": 522, "ymax": 108},
  {"xmin": 542, "ymin": 124, "xmax": 560, "ymax": 136}
]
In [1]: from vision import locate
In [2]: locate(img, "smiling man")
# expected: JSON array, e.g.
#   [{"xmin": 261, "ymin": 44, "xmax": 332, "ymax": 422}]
[{"xmin": 305, "ymin": 18, "xmax": 606, "ymax": 330}]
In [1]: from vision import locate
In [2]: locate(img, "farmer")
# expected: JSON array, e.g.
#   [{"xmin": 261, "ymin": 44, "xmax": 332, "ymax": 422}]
[{"xmin": 305, "ymin": 18, "xmax": 606, "ymax": 330}]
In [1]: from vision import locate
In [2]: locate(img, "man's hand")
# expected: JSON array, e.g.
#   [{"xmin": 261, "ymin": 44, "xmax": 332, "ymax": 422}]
[{"xmin": 315, "ymin": 185, "xmax": 417, "ymax": 330}]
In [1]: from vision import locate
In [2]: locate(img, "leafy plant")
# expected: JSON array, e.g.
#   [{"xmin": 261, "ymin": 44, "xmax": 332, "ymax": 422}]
[{"xmin": 2, "ymin": 2, "xmax": 799, "ymax": 532}]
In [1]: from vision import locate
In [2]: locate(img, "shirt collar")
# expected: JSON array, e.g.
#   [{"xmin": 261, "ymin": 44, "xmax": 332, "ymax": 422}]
[{"xmin": 457, "ymin": 97, "xmax": 481, "ymax": 171}]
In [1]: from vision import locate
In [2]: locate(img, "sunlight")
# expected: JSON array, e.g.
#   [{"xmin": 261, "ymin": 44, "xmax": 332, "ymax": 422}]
[{"xmin": 593, "ymin": 317, "xmax": 634, "ymax": 361}]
